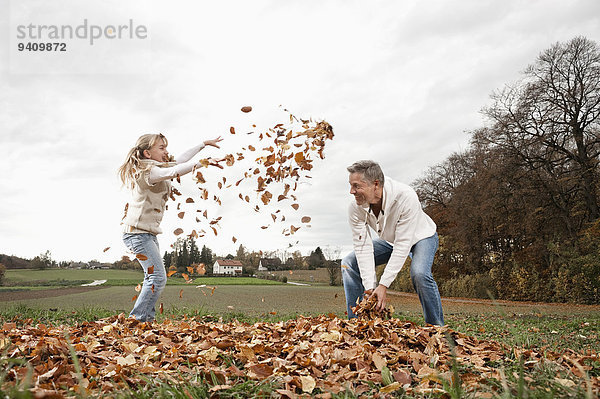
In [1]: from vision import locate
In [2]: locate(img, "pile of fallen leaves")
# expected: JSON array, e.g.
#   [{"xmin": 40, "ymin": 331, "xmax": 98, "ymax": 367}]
[{"xmin": 2, "ymin": 311, "xmax": 598, "ymax": 398}]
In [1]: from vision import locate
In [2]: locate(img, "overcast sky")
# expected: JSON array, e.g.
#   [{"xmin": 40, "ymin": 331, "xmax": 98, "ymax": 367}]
[{"xmin": 1, "ymin": 0, "xmax": 599, "ymax": 263}]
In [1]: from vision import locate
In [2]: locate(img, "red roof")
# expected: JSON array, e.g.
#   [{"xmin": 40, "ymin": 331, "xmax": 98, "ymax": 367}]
[{"xmin": 216, "ymin": 259, "xmax": 243, "ymax": 266}]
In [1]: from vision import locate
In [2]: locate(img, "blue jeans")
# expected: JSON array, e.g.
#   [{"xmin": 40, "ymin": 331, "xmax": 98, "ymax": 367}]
[
  {"xmin": 122, "ymin": 233, "xmax": 167, "ymax": 322},
  {"xmin": 341, "ymin": 233, "xmax": 444, "ymax": 325}
]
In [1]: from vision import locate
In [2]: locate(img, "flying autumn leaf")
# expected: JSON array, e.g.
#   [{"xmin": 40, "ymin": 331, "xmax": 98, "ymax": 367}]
[
  {"xmin": 136, "ymin": 254, "xmax": 148, "ymax": 261},
  {"xmin": 291, "ymin": 204, "xmax": 299, "ymax": 210},
  {"xmin": 103, "ymin": 247, "xmax": 110, "ymax": 252},
  {"xmin": 301, "ymin": 216, "xmax": 311, "ymax": 223},
  {"xmin": 167, "ymin": 270, "xmax": 177, "ymax": 277},
  {"xmin": 182, "ymin": 273, "xmax": 190, "ymax": 281},
  {"xmin": 232, "ymin": 236, "xmax": 237, "ymax": 243},
  {"xmin": 186, "ymin": 197, "xmax": 195, "ymax": 203},
  {"xmin": 131, "ymin": 295, "xmax": 137, "ymax": 302},
  {"xmin": 174, "ymin": 228, "xmax": 184, "ymax": 236},
  {"xmin": 178, "ymin": 212, "xmax": 185, "ymax": 219},
  {"xmin": 261, "ymin": 191, "xmax": 273, "ymax": 205},
  {"xmin": 241, "ymin": 106, "xmax": 252, "ymax": 113},
  {"xmin": 230, "ymin": 126, "xmax": 235, "ymax": 134},
  {"xmin": 148, "ymin": 266, "xmax": 154, "ymax": 274},
  {"xmin": 159, "ymin": 303, "xmax": 163, "ymax": 314},
  {"xmin": 179, "ymin": 289, "xmax": 183, "ymax": 298}
]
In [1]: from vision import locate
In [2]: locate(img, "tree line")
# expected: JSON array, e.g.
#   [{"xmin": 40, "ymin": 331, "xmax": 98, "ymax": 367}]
[
  {"xmin": 111, "ymin": 237, "xmax": 340, "ymax": 283},
  {"xmin": 403, "ymin": 36, "xmax": 600, "ymax": 304}
]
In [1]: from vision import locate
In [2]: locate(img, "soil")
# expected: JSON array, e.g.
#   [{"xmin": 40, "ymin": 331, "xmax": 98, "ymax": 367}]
[{"xmin": 0, "ymin": 286, "xmax": 108, "ymax": 302}]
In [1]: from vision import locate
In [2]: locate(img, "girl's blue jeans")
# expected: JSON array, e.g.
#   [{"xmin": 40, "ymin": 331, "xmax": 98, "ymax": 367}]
[
  {"xmin": 122, "ymin": 233, "xmax": 167, "ymax": 322},
  {"xmin": 341, "ymin": 233, "xmax": 444, "ymax": 325}
]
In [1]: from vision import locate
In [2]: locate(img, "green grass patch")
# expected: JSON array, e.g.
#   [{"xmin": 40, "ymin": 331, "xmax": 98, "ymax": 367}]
[
  {"xmin": 3, "ymin": 269, "xmax": 285, "ymax": 288},
  {"xmin": 5, "ymin": 268, "xmax": 144, "ymax": 282},
  {"xmin": 0, "ymin": 304, "xmax": 115, "ymax": 326},
  {"xmin": 166, "ymin": 276, "xmax": 284, "ymax": 285},
  {"xmin": 446, "ymin": 313, "xmax": 600, "ymax": 354}
]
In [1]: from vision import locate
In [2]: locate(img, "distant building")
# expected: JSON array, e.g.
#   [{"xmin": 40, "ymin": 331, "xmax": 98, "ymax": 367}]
[
  {"xmin": 68, "ymin": 262, "xmax": 89, "ymax": 269},
  {"xmin": 213, "ymin": 259, "xmax": 243, "ymax": 275},
  {"xmin": 258, "ymin": 258, "xmax": 280, "ymax": 271},
  {"xmin": 89, "ymin": 261, "xmax": 110, "ymax": 269}
]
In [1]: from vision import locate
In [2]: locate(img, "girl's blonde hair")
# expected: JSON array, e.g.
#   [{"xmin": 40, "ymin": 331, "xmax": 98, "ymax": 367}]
[{"xmin": 118, "ymin": 133, "xmax": 168, "ymax": 189}]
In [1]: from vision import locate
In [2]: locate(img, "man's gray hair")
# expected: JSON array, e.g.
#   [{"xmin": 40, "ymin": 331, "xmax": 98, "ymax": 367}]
[{"xmin": 347, "ymin": 160, "xmax": 384, "ymax": 185}]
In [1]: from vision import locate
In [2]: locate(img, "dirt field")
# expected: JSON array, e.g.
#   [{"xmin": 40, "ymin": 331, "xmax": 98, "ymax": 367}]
[
  {"xmin": 0, "ymin": 286, "xmax": 107, "ymax": 302},
  {"xmin": 1, "ymin": 284, "xmax": 598, "ymax": 318}
]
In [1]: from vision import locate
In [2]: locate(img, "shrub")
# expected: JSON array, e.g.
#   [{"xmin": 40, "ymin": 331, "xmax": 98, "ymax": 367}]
[
  {"xmin": 439, "ymin": 272, "xmax": 497, "ymax": 299},
  {"xmin": 378, "ymin": 263, "xmax": 415, "ymax": 293},
  {"xmin": 0, "ymin": 263, "xmax": 5, "ymax": 285}
]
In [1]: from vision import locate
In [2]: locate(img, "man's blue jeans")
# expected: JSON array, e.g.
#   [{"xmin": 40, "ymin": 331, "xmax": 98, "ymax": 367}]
[
  {"xmin": 123, "ymin": 233, "xmax": 167, "ymax": 322},
  {"xmin": 341, "ymin": 233, "xmax": 444, "ymax": 325}
]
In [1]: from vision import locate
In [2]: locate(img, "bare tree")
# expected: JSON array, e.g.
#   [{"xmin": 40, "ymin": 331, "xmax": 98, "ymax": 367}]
[
  {"xmin": 323, "ymin": 246, "xmax": 342, "ymax": 286},
  {"xmin": 481, "ymin": 36, "xmax": 600, "ymax": 226}
]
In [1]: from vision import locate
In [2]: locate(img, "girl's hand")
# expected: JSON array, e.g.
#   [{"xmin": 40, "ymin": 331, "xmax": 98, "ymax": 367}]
[{"xmin": 204, "ymin": 136, "xmax": 223, "ymax": 148}]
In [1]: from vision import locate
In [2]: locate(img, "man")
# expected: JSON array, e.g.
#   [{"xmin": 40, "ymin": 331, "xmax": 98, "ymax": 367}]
[{"xmin": 341, "ymin": 160, "xmax": 444, "ymax": 325}]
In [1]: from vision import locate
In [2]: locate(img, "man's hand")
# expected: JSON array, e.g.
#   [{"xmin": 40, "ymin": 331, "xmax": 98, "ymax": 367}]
[
  {"xmin": 365, "ymin": 284, "xmax": 388, "ymax": 311},
  {"xmin": 204, "ymin": 136, "xmax": 223, "ymax": 148}
]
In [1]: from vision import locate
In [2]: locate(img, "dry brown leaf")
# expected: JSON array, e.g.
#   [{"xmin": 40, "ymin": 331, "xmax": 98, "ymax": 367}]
[
  {"xmin": 148, "ymin": 265, "xmax": 154, "ymax": 274},
  {"xmin": 174, "ymin": 228, "xmax": 184, "ymax": 236},
  {"xmin": 241, "ymin": 106, "xmax": 252, "ymax": 113},
  {"xmin": 136, "ymin": 254, "xmax": 148, "ymax": 261},
  {"xmin": 301, "ymin": 216, "xmax": 311, "ymax": 223}
]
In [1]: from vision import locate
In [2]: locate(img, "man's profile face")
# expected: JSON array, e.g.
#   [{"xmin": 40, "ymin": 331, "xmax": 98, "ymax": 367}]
[{"xmin": 349, "ymin": 172, "xmax": 379, "ymax": 205}]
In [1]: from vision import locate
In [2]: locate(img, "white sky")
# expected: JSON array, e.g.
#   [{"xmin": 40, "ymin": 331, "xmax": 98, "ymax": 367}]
[{"xmin": 1, "ymin": 0, "xmax": 599, "ymax": 263}]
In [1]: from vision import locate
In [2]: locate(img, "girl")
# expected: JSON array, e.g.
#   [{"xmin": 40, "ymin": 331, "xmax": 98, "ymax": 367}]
[{"xmin": 118, "ymin": 133, "xmax": 223, "ymax": 322}]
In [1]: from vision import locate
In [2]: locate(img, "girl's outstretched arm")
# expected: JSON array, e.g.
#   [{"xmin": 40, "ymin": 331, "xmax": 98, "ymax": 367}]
[
  {"xmin": 174, "ymin": 136, "xmax": 223, "ymax": 163},
  {"xmin": 148, "ymin": 136, "xmax": 223, "ymax": 185}
]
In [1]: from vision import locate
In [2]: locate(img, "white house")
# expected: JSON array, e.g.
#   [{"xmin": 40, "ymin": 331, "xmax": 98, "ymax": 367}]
[
  {"xmin": 258, "ymin": 258, "xmax": 280, "ymax": 271},
  {"xmin": 213, "ymin": 259, "xmax": 243, "ymax": 275}
]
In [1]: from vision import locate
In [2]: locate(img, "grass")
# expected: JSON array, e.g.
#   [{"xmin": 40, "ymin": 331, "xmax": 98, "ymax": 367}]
[
  {"xmin": 2, "ymin": 268, "xmax": 285, "ymax": 290},
  {"xmin": 446, "ymin": 313, "xmax": 600, "ymax": 354}
]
